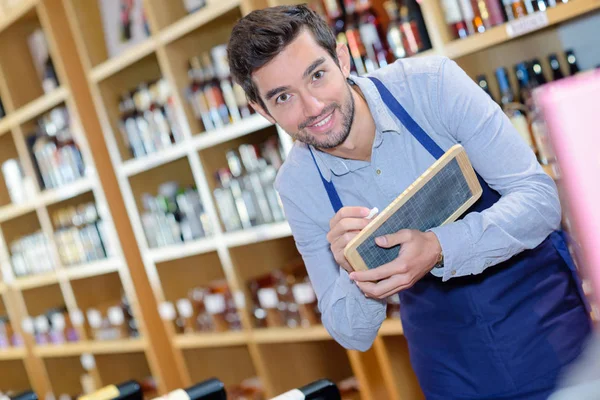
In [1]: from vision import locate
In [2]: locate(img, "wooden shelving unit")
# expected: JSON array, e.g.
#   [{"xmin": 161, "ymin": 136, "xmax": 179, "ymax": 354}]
[{"xmin": 0, "ymin": 0, "xmax": 594, "ymax": 397}]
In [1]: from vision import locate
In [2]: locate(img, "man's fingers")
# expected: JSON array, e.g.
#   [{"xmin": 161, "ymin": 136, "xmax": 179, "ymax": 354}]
[
  {"xmin": 327, "ymin": 217, "xmax": 371, "ymax": 243},
  {"xmin": 349, "ymin": 258, "xmax": 405, "ymax": 282},
  {"xmin": 375, "ymin": 229, "xmax": 414, "ymax": 248},
  {"xmin": 356, "ymin": 275, "xmax": 411, "ymax": 299},
  {"xmin": 329, "ymin": 207, "xmax": 371, "ymax": 229}
]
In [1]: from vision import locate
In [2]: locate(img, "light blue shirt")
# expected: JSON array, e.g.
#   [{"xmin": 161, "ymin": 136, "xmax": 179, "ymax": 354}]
[{"xmin": 274, "ymin": 56, "xmax": 561, "ymax": 351}]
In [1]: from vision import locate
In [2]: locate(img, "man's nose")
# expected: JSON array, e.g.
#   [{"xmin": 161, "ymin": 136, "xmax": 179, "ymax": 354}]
[{"xmin": 301, "ymin": 92, "xmax": 325, "ymax": 118}]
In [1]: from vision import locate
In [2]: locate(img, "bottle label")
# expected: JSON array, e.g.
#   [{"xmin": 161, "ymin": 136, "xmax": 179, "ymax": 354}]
[
  {"xmin": 457, "ymin": 0, "xmax": 475, "ymax": 20},
  {"xmin": 441, "ymin": 0, "xmax": 464, "ymax": 24},
  {"xmin": 506, "ymin": 11, "xmax": 548, "ymax": 37}
]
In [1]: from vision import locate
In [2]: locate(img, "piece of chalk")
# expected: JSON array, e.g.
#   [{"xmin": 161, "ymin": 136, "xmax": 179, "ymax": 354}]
[{"xmin": 366, "ymin": 207, "xmax": 379, "ymax": 219}]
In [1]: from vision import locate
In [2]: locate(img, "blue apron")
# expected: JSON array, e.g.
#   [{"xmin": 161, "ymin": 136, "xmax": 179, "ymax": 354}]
[{"xmin": 309, "ymin": 77, "xmax": 592, "ymax": 399}]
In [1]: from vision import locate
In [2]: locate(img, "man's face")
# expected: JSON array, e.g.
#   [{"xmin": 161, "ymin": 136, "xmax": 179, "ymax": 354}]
[{"xmin": 251, "ymin": 30, "xmax": 355, "ymax": 149}]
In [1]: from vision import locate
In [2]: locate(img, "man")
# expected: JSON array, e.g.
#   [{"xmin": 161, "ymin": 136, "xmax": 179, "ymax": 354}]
[{"xmin": 227, "ymin": 5, "xmax": 591, "ymax": 399}]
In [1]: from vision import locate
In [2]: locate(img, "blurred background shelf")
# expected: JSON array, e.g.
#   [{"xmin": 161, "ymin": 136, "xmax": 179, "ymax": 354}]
[
  {"xmin": 174, "ymin": 331, "xmax": 248, "ymax": 349},
  {"xmin": 252, "ymin": 326, "xmax": 333, "ymax": 344},
  {"xmin": 0, "ymin": 347, "xmax": 26, "ymax": 360}
]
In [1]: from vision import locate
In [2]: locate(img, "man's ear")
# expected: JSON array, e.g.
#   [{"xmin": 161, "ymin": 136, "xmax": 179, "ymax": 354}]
[
  {"xmin": 250, "ymin": 101, "xmax": 276, "ymax": 124},
  {"xmin": 336, "ymin": 42, "xmax": 351, "ymax": 78}
]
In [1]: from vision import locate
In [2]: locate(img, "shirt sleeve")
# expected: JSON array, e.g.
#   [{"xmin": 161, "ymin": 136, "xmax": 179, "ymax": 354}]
[
  {"xmin": 429, "ymin": 57, "xmax": 562, "ymax": 281},
  {"xmin": 276, "ymin": 189, "xmax": 386, "ymax": 351}
]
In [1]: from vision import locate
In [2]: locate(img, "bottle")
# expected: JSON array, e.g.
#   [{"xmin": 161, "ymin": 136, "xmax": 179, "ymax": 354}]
[
  {"xmin": 467, "ymin": 0, "xmax": 487, "ymax": 33},
  {"xmin": 153, "ymin": 378, "xmax": 226, "ymax": 400},
  {"xmin": 200, "ymin": 52, "xmax": 230, "ymax": 128},
  {"xmin": 356, "ymin": 0, "xmax": 393, "ymax": 69},
  {"xmin": 495, "ymin": 67, "xmax": 535, "ymax": 151},
  {"xmin": 484, "ymin": 0, "xmax": 506, "ymax": 26},
  {"xmin": 292, "ymin": 282, "xmax": 320, "ymax": 327},
  {"xmin": 533, "ymin": 0, "xmax": 548, "ymax": 11},
  {"xmin": 522, "ymin": 0, "xmax": 535, "ymax": 14},
  {"xmin": 502, "ymin": 0, "xmax": 515, "ymax": 20},
  {"xmin": 187, "ymin": 58, "xmax": 215, "ymax": 132},
  {"xmin": 511, "ymin": 0, "xmax": 528, "ymax": 18},
  {"xmin": 119, "ymin": 93, "xmax": 146, "ymax": 158},
  {"xmin": 211, "ymin": 45, "xmax": 243, "ymax": 123},
  {"xmin": 213, "ymin": 169, "xmax": 243, "ymax": 232},
  {"xmin": 43, "ymin": 57, "xmax": 60, "ymax": 93},
  {"xmin": 344, "ymin": 0, "xmax": 370, "ymax": 75},
  {"xmin": 472, "ymin": 0, "xmax": 493, "ymax": 30},
  {"xmin": 131, "ymin": 88, "xmax": 157, "ymax": 155},
  {"xmin": 271, "ymin": 379, "xmax": 341, "ymax": 400},
  {"xmin": 383, "ymin": 1, "xmax": 407, "ymax": 59},
  {"xmin": 134, "ymin": 83, "xmax": 172, "ymax": 152},
  {"xmin": 565, "ymin": 49, "xmax": 580, "ymax": 75},
  {"xmin": 529, "ymin": 59, "xmax": 547, "ymax": 85},
  {"xmin": 79, "ymin": 381, "xmax": 142, "ymax": 400},
  {"xmin": 440, "ymin": 0, "xmax": 470, "ymax": 39},
  {"xmin": 239, "ymin": 144, "xmax": 274, "ymax": 225},
  {"xmin": 548, "ymin": 53, "xmax": 565, "ymax": 80},
  {"xmin": 395, "ymin": 0, "xmax": 430, "ymax": 55},
  {"xmin": 476, "ymin": 74, "xmax": 495, "ymax": 101},
  {"xmin": 513, "ymin": 62, "xmax": 534, "ymax": 106},
  {"xmin": 403, "ymin": 0, "xmax": 432, "ymax": 50},
  {"xmin": 226, "ymin": 150, "xmax": 258, "ymax": 228}
]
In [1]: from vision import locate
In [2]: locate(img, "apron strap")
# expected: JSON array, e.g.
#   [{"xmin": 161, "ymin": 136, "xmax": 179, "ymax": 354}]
[
  {"xmin": 308, "ymin": 146, "xmax": 343, "ymax": 213},
  {"xmin": 368, "ymin": 76, "xmax": 445, "ymax": 160}
]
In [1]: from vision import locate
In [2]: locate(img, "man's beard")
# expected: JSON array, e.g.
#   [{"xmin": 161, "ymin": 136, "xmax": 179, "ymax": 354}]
[{"xmin": 293, "ymin": 85, "xmax": 355, "ymax": 150}]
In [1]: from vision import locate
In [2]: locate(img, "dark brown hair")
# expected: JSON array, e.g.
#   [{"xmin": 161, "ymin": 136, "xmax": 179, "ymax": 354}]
[{"xmin": 227, "ymin": 4, "xmax": 338, "ymax": 109}]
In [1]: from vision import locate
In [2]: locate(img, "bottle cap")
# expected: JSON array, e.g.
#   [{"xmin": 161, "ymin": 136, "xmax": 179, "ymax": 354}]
[
  {"xmin": 204, "ymin": 294, "xmax": 226, "ymax": 314},
  {"xmin": 176, "ymin": 299, "xmax": 193, "ymax": 318}
]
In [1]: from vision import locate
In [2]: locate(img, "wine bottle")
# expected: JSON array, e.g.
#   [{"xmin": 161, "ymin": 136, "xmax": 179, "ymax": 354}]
[
  {"xmin": 548, "ymin": 53, "xmax": 565, "ymax": 80},
  {"xmin": 529, "ymin": 58, "xmax": 547, "ymax": 85},
  {"xmin": 271, "ymin": 379, "xmax": 341, "ymax": 400},
  {"xmin": 565, "ymin": 49, "xmax": 580, "ymax": 75},
  {"xmin": 476, "ymin": 74, "xmax": 495, "ymax": 102},
  {"xmin": 153, "ymin": 378, "xmax": 226, "ymax": 400},
  {"xmin": 79, "ymin": 381, "xmax": 142, "ymax": 400},
  {"xmin": 440, "ymin": 0, "xmax": 470, "ymax": 39}
]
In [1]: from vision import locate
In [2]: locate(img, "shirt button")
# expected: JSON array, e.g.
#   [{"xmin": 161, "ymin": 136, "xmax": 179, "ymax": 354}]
[
  {"xmin": 451, "ymin": 270, "xmax": 457, "ymax": 276},
  {"xmin": 376, "ymin": 169, "xmax": 382, "ymax": 175}
]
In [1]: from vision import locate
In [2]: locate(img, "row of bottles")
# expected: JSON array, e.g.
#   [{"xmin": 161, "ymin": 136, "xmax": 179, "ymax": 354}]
[
  {"xmin": 52, "ymin": 201, "xmax": 113, "ymax": 266},
  {"xmin": 248, "ymin": 258, "xmax": 320, "ymax": 329},
  {"xmin": 441, "ymin": 0, "xmax": 572, "ymax": 39},
  {"xmin": 186, "ymin": 44, "xmax": 255, "ymax": 133},
  {"xmin": 159, "ymin": 280, "xmax": 242, "ymax": 334},
  {"xmin": 311, "ymin": 0, "xmax": 431, "ymax": 75},
  {"xmin": 25, "ymin": 106, "xmax": 86, "ymax": 190},
  {"xmin": 21, "ymin": 306, "xmax": 79, "ymax": 345},
  {"xmin": 10, "ymin": 231, "xmax": 56, "ymax": 278},
  {"xmin": 477, "ymin": 49, "xmax": 581, "ymax": 165},
  {"xmin": 140, "ymin": 182, "xmax": 212, "ymax": 249},
  {"xmin": 214, "ymin": 137, "xmax": 286, "ymax": 233},
  {"xmin": 20, "ymin": 293, "xmax": 139, "ymax": 345},
  {"xmin": 118, "ymin": 78, "xmax": 184, "ymax": 160}
]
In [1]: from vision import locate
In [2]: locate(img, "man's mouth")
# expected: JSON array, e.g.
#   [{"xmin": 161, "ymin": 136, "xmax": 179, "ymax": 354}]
[{"xmin": 309, "ymin": 111, "xmax": 334, "ymax": 128}]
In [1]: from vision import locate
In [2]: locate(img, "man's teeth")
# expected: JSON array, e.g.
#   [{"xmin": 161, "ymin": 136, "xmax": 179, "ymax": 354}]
[{"xmin": 313, "ymin": 114, "xmax": 332, "ymax": 127}]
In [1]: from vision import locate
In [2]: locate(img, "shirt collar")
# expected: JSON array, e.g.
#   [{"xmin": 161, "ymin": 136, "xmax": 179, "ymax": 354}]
[{"xmin": 309, "ymin": 75, "xmax": 400, "ymax": 180}]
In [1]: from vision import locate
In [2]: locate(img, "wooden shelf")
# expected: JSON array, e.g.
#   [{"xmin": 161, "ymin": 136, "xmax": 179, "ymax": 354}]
[
  {"xmin": 223, "ymin": 222, "xmax": 292, "ymax": 248},
  {"xmin": 174, "ymin": 331, "xmax": 248, "ymax": 349},
  {"xmin": 0, "ymin": 115, "xmax": 13, "ymax": 135},
  {"xmin": 252, "ymin": 326, "xmax": 332, "ymax": 344},
  {"xmin": 12, "ymin": 271, "xmax": 59, "ymax": 291},
  {"xmin": 193, "ymin": 114, "xmax": 273, "ymax": 150},
  {"xmin": 62, "ymin": 258, "xmax": 122, "ymax": 281},
  {"xmin": 89, "ymin": 39, "xmax": 158, "ymax": 83},
  {"xmin": 0, "ymin": 0, "xmax": 38, "ymax": 33},
  {"xmin": 34, "ymin": 338, "xmax": 147, "ymax": 358},
  {"xmin": 121, "ymin": 143, "xmax": 190, "ymax": 177},
  {"xmin": 444, "ymin": 0, "xmax": 600, "ymax": 59},
  {"xmin": 0, "ymin": 346, "xmax": 26, "ymax": 360},
  {"xmin": 38, "ymin": 176, "xmax": 94, "ymax": 206},
  {"xmin": 12, "ymin": 87, "xmax": 68, "ymax": 126},
  {"xmin": 378, "ymin": 319, "xmax": 403, "ymax": 336},
  {"xmin": 157, "ymin": 0, "xmax": 242, "ymax": 45},
  {"xmin": 148, "ymin": 237, "xmax": 218, "ymax": 264},
  {"xmin": 0, "ymin": 201, "xmax": 38, "ymax": 224}
]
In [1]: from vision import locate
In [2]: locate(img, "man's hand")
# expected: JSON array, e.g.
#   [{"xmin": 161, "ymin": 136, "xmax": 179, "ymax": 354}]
[
  {"xmin": 349, "ymin": 230, "xmax": 442, "ymax": 299},
  {"xmin": 327, "ymin": 206, "xmax": 372, "ymax": 273}
]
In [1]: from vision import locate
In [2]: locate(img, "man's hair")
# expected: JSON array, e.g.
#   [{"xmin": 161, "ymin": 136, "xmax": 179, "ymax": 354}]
[{"xmin": 227, "ymin": 4, "xmax": 338, "ymax": 109}]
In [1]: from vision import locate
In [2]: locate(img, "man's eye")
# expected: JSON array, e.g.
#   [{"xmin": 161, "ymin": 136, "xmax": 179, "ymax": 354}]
[
  {"xmin": 276, "ymin": 93, "xmax": 290, "ymax": 104},
  {"xmin": 313, "ymin": 70, "xmax": 325, "ymax": 80}
]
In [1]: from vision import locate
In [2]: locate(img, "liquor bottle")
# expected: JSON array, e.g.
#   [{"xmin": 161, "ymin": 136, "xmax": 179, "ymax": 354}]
[
  {"xmin": 213, "ymin": 169, "xmax": 243, "ymax": 232},
  {"xmin": 201, "ymin": 52, "xmax": 230, "ymax": 128},
  {"xmin": 472, "ymin": 0, "xmax": 492, "ymax": 30},
  {"xmin": 356, "ymin": 0, "xmax": 393, "ymax": 68},
  {"xmin": 565, "ymin": 49, "xmax": 580, "ymax": 75},
  {"xmin": 322, "ymin": 0, "xmax": 348, "ymax": 50},
  {"xmin": 502, "ymin": 0, "xmax": 515, "ymax": 20},
  {"xmin": 484, "ymin": 0, "xmax": 506, "ymax": 26},
  {"xmin": 271, "ymin": 379, "xmax": 341, "ymax": 400},
  {"xmin": 151, "ymin": 79, "xmax": 184, "ymax": 144},
  {"xmin": 226, "ymin": 150, "xmax": 258, "ymax": 228},
  {"xmin": 522, "ymin": 0, "xmax": 535, "ymax": 14},
  {"xmin": 468, "ymin": 0, "xmax": 487, "ymax": 33},
  {"xmin": 80, "ymin": 381, "xmax": 142, "ymax": 400},
  {"xmin": 403, "ymin": 0, "xmax": 432, "ymax": 50},
  {"xmin": 511, "ymin": 0, "xmax": 528, "ymax": 18},
  {"xmin": 383, "ymin": 1, "xmax": 407, "ymax": 58},
  {"xmin": 529, "ymin": 58, "xmax": 547, "ymax": 85},
  {"xmin": 548, "ymin": 53, "xmax": 565, "ymax": 80},
  {"xmin": 134, "ymin": 83, "xmax": 172, "ymax": 151},
  {"xmin": 131, "ymin": 88, "xmax": 157, "ymax": 155},
  {"xmin": 456, "ymin": 0, "xmax": 476, "ymax": 35},
  {"xmin": 187, "ymin": 57, "xmax": 215, "ymax": 132},
  {"xmin": 210, "ymin": 45, "xmax": 242, "ymax": 124},
  {"xmin": 476, "ymin": 74, "xmax": 495, "ymax": 101},
  {"xmin": 239, "ymin": 144, "xmax": 274, "ymax": 225},
  {"xmin": 440, "ymin": 0, "xmax": 470, "ymax": 39},
  {"xmin": 495, "ymin": 67, "xmax": 535, "ymax": 151},
  {"xmin": 212, "ymin": 44, "xmax": 252, "ymax": 119},
  {"xmin": 533, "ymin": 0, "xmax": 548, "ymax": 11},
  {"xmin": 43, "ymin": 57, "xmax": 60, "ymax": 93},
  {"xmin": 118, "ymin": 93, "xmax": 146, "ymax": 158},
  {"xmin": 344, "ymin": 0, "xmax": 370, "ymax": 74},
  {"xmin": 514, "ymin": 62, "xmax": 533, "ymax": 105}
]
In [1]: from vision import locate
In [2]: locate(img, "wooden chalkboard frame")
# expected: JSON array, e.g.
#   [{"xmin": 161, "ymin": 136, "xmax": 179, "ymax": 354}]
[{"xmin": 344, "ymin": 144, "xmax": 483, "ymax": 272}]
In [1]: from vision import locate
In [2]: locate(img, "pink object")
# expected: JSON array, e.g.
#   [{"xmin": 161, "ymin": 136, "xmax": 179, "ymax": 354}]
[{"xmin": 536, "ymin": 69, "xmax": 600, "ymax": 311}]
